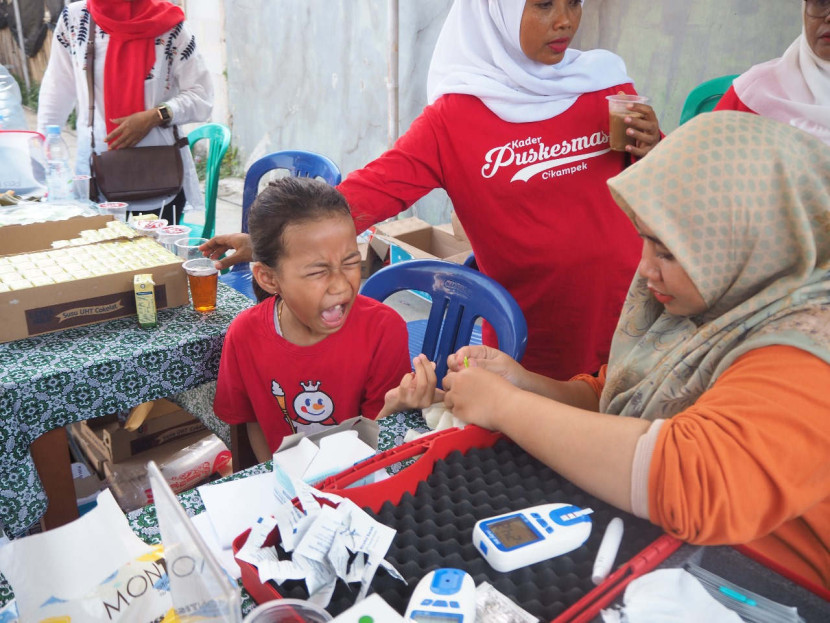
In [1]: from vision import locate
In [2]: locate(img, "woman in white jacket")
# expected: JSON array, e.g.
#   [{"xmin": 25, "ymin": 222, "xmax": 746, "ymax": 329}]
[{"xmin": 37, "ymin": 0, "xmax": 213, "ymax": 222}]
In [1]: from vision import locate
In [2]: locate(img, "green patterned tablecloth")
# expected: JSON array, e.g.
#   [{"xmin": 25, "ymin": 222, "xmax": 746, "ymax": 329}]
[{"xmin": 0, "ymin": 284, "xmax": 253, "ymax": 538}]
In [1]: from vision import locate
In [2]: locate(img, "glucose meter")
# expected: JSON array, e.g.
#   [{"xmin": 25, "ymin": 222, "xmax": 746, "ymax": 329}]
[
  {"xmin": 404, "ymin": 568, "xmax": 477, "ymax": 622},
  {"xmin": 473, "ymin": 503, "xmax": 593, "ymax": 572}
]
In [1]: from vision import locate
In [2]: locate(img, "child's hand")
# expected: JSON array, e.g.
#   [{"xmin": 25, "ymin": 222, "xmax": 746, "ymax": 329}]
[{"xmin": 378, "ymin": 354, "xmax": 443, "ymax": 418}]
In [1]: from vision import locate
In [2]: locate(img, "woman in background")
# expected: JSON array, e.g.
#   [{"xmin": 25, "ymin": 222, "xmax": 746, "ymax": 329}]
[
  {"xmin": 37, "ymin": 0, "xmax": 213, "ymax": 222},
  {"xmin": 715, "ymin": 0, "xmax": 830, "ymax": 143}
]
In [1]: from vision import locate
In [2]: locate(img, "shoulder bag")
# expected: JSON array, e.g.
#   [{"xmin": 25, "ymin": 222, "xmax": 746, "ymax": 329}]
[{"xmin": 86, "ymin": 17, "xmax": 187, "ymax": 202}]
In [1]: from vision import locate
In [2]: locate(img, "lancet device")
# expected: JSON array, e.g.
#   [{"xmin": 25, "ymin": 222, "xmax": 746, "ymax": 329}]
[{"xmin": 404, "ymin": 568, "xmax": 477, "ymax": 622}]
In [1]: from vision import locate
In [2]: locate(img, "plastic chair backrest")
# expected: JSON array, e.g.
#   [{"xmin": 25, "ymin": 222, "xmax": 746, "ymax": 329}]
[
  {"xmin": 240, "ymin": 150, "xmax": 342, "ymax": 235},
  {"xmin": 361, "ymin": 259, "xmax": 528, "ymax": 387},
  {"xmin": 182, "ymin": 123, "xmax": 231, "ymax": 239},
  {"xmin": 679, "ymin": 74, "xmax": 740, "ymax": 125}
]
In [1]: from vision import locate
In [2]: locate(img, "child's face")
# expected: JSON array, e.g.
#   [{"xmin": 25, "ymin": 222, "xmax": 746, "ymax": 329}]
[{"xmin": 259, "ymin": 213, "xmax": 362, "ymax": 345}]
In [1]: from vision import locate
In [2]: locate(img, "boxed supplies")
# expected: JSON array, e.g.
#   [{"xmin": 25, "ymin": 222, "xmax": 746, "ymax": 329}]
[
  {"xmin": 0, "ymin": 214, "xmax": 188, "ymax": 343},
  {"xmin": 102, "ymin": 399, "xmax": 207, "ymax": 462},
  {"xmin": 374, "ymin": 216, "xmax": 472, "ymax": 265},
  {"xmin": 68, "ymin": 400, "xmax": 207, "ymax": 466},
  {"xmin": 104, "ymin": 431, "xmax": 232, "ymax": 512}
]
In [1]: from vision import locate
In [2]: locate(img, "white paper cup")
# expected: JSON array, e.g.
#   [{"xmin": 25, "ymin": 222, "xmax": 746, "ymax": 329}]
[
  {"xmin": 98, "ymin": 201, "xmax": 128, "ymax": 222},
  {"xmin": 242, "ymin": 599, "xmax": 332, "ymax": 623}
]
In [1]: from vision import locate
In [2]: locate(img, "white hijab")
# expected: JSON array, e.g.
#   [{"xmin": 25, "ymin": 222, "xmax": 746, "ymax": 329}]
[
  {"xmin": 734, "ymin": 8, "xmax": 830, "ymax": 144},
  {"xmin": 426, "ymin": 0, "xmax": 631, "ymax": 123}
]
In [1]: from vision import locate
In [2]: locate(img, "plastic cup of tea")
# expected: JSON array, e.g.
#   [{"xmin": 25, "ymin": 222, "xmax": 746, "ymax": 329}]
[
  {"xmin": 174, "ymin": 237, "xmax": 210, "ymax": 260},
  {"xmin": 182, "ymin": 257, "xmax": 218, "ymax": 313},
  {"xmin": 156, "ymin": 225, "xmax": 192, "ymax": 252},
  {"xmin": 98, "ymin": 201, "xmax": 128, "ymax": 222},
  {"xmin": 73, "ymin": 175, "xmax": 91, "ymax": 202},
  {"xmin": 606, "ymin": 94, "xmax": 650, "ymax": 152},
  {"xmin": 242, "ymin": 599, "xmax": 332, "ymax": 623}
]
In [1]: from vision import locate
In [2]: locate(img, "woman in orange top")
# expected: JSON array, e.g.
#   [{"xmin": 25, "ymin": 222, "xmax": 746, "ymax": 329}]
[{"xmin": 443, "ymin": 112, "xmax": 830, "ymax": 588}]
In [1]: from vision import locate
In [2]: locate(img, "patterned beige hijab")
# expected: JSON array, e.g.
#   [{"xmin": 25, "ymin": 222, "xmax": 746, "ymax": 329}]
[{"xmin": 601, "ymin": 112, "xmax": 830, "ymax": 419}]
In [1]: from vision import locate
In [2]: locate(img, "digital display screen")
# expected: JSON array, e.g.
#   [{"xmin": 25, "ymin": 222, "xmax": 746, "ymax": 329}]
[
  {"xmin": 411, "ymin": 614, "xmax": 462, "ymax": 623},
  {"xmin": 489, "ymin": 515, "xmax": 542, "ymax": 548}
]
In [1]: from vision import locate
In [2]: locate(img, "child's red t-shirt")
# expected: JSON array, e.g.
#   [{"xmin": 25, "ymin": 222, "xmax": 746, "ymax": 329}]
[{"xmin": 214, "ymin": 295, "xmax": 410, "ymax": 452}]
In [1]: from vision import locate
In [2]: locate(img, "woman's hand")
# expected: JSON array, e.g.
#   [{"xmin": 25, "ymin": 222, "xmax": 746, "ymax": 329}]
[
  {"xmin": 199, "ymin": 233, "xmax": 254, "ymax": 270},
  {"xmin": 443, "ymin": 366, "xmax": 517, "ymax": 431},
  {"xmin": 624, "ymin": 102, "xmax": 661, "ymax": 158},
  {"xmin": 447, "ymin": 344, "xmax": 527, "ymax": 388},
  {"xmin": 378, "ymin": 354, "xmax": 443, "ymax": 418},
  {"xmin": 105, "ymin": 110, "xmax": 159, "ymax": 150}
]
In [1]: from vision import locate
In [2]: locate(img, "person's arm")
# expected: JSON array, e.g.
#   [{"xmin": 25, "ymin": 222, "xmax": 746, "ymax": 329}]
[
  {"xmin": 338, "ymin": 104, "xmax": 447, "ymax": 233},
  {"xmin": 360, "ymin": 307, "xmax": 413, "ymax": 419},
  {"xmin": 106, "ymin": 21, "xmax": 213, "ymax": 150},
  {"xmin": 442, "ymin": 365, "xmax": 649, "ymax": 511},
  {"xmin": 246, "ymin": 422, "xmax": 272, "ymax": 464},
  {"xmin": 37, "ymin": 9, "xmax": 78, "ymax": 132},
  {"xmin": 447, "ymin": 345, "xmax": 601, "ymax": 410},
  {"xmin": 646, "ymin": 345, "xmax": 830, "ymax": 544}
]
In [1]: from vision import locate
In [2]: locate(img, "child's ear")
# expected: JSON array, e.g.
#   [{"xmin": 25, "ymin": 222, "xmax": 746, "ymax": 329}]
[{"xmin": 252, "ymin": 262, "xmax": 281, "ymax": 296}]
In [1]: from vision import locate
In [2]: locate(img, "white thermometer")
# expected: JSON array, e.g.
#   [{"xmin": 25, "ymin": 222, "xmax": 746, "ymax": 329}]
[
  {"xmin": 404, "ymin": 568, "xmax": 477, "ymax": 622},
  {"xmin": 473, "ymin": 503, "xmax": 593, "ymax": 573}
]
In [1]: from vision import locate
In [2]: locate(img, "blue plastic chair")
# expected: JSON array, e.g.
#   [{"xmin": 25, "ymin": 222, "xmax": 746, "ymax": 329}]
[
  {"xmin": 181, "ymin": 123, "xmax": 231, "ymax": 239},
  {"xmin": 679, "ymin": 74, "xmax": 739, "ymax": 125},
  {"xmin": 361, "ymin": 259, "xmax": 528, "ymax": 387},
  {"xmin": 219, "ymin": 150, "xmax": 342, "ymax": 300}
]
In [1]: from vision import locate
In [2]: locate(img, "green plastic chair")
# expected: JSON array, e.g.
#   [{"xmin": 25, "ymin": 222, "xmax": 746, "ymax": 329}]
[
  {"xmin": 678, "ymin": 74, "xmax": 740, "ymax": 126},
  {"xmin": 181, "ymin": 122, "xmax": 231, "ymax": 239}
]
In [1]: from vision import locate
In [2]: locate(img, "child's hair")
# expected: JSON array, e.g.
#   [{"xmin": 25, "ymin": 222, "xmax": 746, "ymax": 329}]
[{"xmin": 248, "ymin": 177, "xmax": 352, "ymax": 302}]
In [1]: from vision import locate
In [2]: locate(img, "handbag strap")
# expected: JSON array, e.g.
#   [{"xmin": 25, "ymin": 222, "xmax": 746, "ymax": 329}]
[{"xmin": 85, "ymin": 16, "xmax": 185, "ymax": 152}]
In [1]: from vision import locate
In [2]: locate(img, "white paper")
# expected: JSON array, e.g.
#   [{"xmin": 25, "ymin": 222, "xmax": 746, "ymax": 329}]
[
  {"xmin": 198, "ymin": 471, "xmax": 279, "ymax": 549},
  {"xmin": 272, "ymin": 437, "xmax": 320, "ymax": 481},
  {"xmin": 0, "ymin": 490, "xmax": 152, "ymax": 620},
  {"xmin": 190, "ymin": 512, "xmax": 241, "ymax": 581},
  {"xmin": 302, "ymin": 431, "xmax": 375, "ymax": 485}
]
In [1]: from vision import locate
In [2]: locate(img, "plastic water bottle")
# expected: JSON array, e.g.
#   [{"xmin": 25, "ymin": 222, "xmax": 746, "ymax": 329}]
[{"xmin": 44, "ymin": 125, "xmax": 73, "ymax": 202}]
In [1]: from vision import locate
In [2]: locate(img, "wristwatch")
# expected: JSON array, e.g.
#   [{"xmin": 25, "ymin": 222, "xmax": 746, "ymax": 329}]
[{"xmin": 156, "ymin": 103, "xmax": 172, "ymax": 126}]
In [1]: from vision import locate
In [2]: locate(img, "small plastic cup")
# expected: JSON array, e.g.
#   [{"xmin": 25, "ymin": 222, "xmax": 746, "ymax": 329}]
[
  {"xmin": 131, "ymin": 218, "xmax": 169, "ymax": 239},
  {"xmin": 73, "ymin": 175, "xmax": 91, "ymax": 202},
  {"xmin": 606, "ymin": 94, "xmax": 650, "ymax": 152},
  {"xmin": 156, "ymin": 225, "xmax": 192, "ymax": 252},
  {"xmin": 174, "ymin": 237, "xmax": 210, "ymax": 260},
  {"xmin": 182, "ymin": 257, "xmax": 218, "ymax": 313},
  {"xmin": 98, "ymin": 201, "xmax": 128, "ymax": 222},
  {"xmin": 242, "ymin": 599, "xmax": 332, "ymax": 623}
]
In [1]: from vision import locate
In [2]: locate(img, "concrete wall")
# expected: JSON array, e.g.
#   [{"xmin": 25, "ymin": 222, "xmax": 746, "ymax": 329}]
[{"xmin": 204, "ymin": 1, "xmax": 802, "ymax": 225}]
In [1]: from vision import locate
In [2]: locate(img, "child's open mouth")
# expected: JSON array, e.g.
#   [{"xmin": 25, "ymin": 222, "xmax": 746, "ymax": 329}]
[{"xmin": 321, "ymin": 303, "xmax": 346, "ymax": 326}]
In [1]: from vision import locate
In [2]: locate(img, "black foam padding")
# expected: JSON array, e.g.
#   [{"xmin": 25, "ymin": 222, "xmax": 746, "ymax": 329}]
[{"xmin": 274, "ymin": 439, "xmax": 664, "ymax": 620}]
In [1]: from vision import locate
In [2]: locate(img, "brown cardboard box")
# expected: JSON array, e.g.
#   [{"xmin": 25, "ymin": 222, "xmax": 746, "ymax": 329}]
[
  {"xmin": 102, "ymin": 403, "xmax": 206, "ymax": 462},
  {"xmin": 358, "ymin": 241, "xmax": 384, "ymax": 279},
  {"xmin": 68, "ymin": 401, "xmax": 206, "ymax": 465},
  {"xmin": 375, "ymin": 216, "xmax": 472, "ymax": 265},
  {"xmin": 0, "ymin": 215, "xmax": 188, "ymax": 343}
]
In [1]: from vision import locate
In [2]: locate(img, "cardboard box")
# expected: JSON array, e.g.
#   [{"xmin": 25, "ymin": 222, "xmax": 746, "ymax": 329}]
[
  {"xmin": 0, "ymin": 215, "xmax": 188, "ymax": 343},
  {"xmin": 69, "ymin": 401, "xmax": 206, "ymax": 465},
  {"xmin": 374, "ymin": 217, "xmax": 472, "ymax": 265},
  {"xmin": 102, "ymin": 402, "xmax": 207, "ymax": 463}
]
